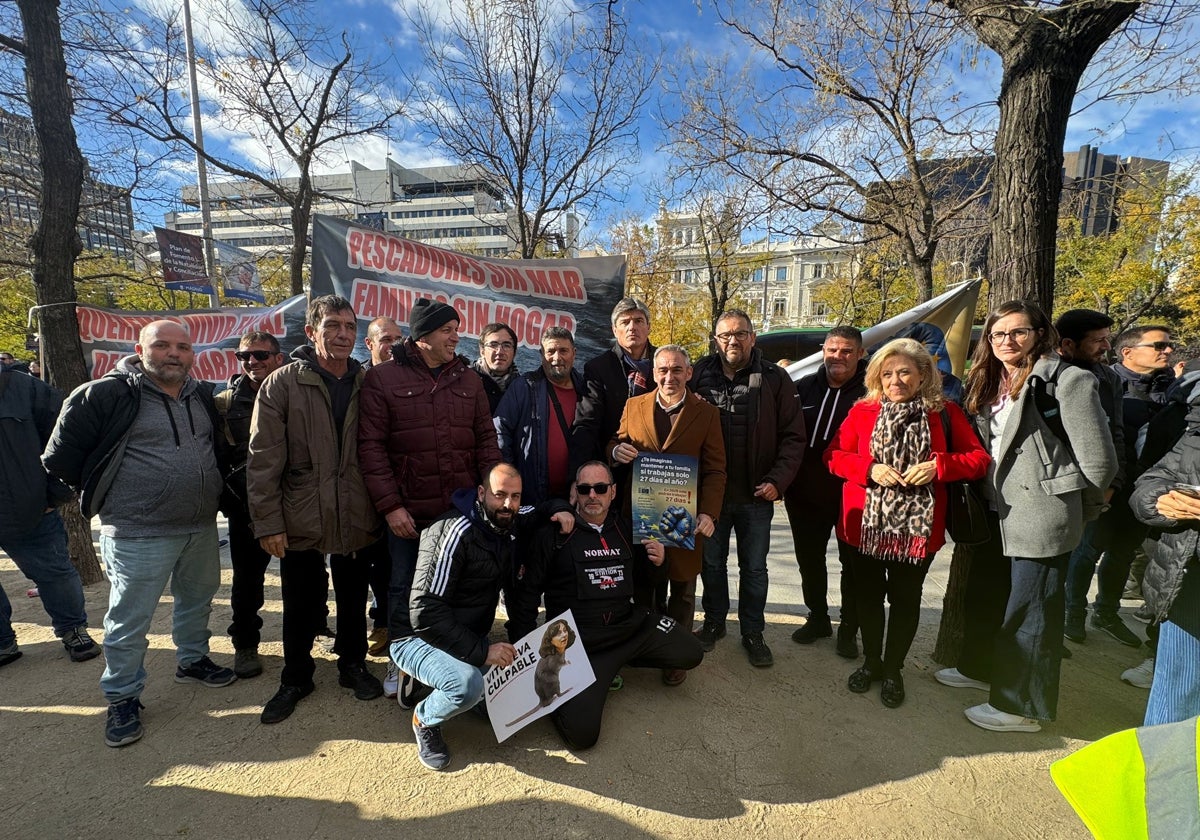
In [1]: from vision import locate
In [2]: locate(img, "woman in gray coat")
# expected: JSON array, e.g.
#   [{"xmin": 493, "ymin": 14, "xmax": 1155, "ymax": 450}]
[{"xmin": 934, "ymin": 301, "xmax": 1117, "ymax": 732}]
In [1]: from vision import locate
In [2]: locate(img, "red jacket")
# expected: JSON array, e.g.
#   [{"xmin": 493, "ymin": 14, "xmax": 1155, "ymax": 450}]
[
  {"xmin": 823, "ymin": 400, "xmax": 990, "ymax": 554},
  {"xmin": 358, "ymin": 339, "xmax": 501, "ymax": 529}
]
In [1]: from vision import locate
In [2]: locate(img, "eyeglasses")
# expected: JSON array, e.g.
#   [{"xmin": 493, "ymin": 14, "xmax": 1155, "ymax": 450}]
[
  {"xmin": 576, "ymin": 482, "xmax": 611, "ymax": 496},
  {"xmin": 987, "ymin": 328, "xmax": 1034, "ymax": 344},
  {"xmin": 1133, "ymin": 341, "xmax": 1174, "ymax": 352},
  {"xmin": 483, "ymin": 341, "xmax": 515, "ymax": 352},
  {"xmin": 714, "ymin": 330, "xmax": 752, "ymax": 344},
  {"xmin": 235, "ymin": 350, "xmax": 275, "ymax": 362}
]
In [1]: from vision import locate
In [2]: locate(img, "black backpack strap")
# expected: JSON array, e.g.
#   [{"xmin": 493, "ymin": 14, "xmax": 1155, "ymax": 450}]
[{"xmin": 1028, "ymin": 361, "xmax": 1070, "ymax": 449}]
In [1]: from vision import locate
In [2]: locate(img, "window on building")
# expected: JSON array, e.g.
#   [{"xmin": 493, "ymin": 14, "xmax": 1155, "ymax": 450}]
[
  {"xmin": 812, "ymin": 264, "xmax": 824, "ymax": 280},
  {"xmin": 775, "ymin": 266, "xmax": 787, "ymax": 283},
  {"xmin": 750, "ymin": 268, "xmax": 763, "ymax": 283},
  {"xmin": 772, "ymin": 297, "xmax": 787, "ymax": 318}
]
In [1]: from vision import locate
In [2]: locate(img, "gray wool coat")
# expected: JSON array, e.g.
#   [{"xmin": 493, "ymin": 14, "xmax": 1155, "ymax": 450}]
[{"xmin": 971, "ymin": 357, "xmax": 1118, "ymax": 559}]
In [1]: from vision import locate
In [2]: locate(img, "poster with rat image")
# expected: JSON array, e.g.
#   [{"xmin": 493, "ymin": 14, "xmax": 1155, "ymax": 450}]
[{"xmin": 484, "ymin": 610, "xmax": 595, "ymax": 743}]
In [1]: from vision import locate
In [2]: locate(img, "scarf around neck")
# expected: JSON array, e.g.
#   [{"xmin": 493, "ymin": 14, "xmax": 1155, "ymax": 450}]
[{"xmin": 860, "ymin": 399, "xmax": 935, "ymax": 564}]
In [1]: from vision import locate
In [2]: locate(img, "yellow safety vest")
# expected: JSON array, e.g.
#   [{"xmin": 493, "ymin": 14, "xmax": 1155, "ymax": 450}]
[{"xmin": 1051, "ymin": 716, "xmax": 1200, "ymax": 839}]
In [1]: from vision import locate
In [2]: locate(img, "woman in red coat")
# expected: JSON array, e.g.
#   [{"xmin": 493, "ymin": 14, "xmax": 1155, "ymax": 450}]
[{"xmin": 825, "ymin": 338, "xmax": 990, "ymax": 708}]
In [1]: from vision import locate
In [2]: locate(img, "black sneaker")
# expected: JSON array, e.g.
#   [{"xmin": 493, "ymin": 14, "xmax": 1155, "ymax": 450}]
[
  {"xmin": 0, "ymin": 641, "xmax": 21, "ymax": 668},
  {"xmin": 234, "ymin": 648, "xmax": 263, "ymax": 679},
  {"xmin": 398, "ymin": 671, "xmax": 432, "ymax": 710},
  {"xmin": 742, "ymin": 633, "xmax": 774, "ymax": 667},
  {"xmin": 791, "ymin": 614, "xmax": 832, "ymax": 644},
  {"xmin": 412, "ymin": 713, "xmax": 451, "ymax": 771},
  {"xmin": 105, "ymin": 697, "xmax": 145, "ymax": 747},
  {"xmin": 175, "ymin": 656, "xmax": 237, "ymax": 687},
  {"xmin": 261, "ymin": 683, "xmax": 314, "ymax": 724},
  {"xmin": 835, "ymin": 624, "xmax": 859, "ymax": 659},
  {"xmin": 1064, "ymin": 611, "xmax": 1086, "ymax": 643},
  {"xmin": 694, "ymin": 619, "xmax": 726, "ymax": 652},
  {"xmin": 880, "ymin": 673, "xmax": 905, "ymax": 708},
  {"xmin": 62, "ymin": 626, "xmax": 100, "ymax": 662},
  {"xmin": 848, "ymin": 664, "xmax": 882, "ymax": 693},
  {"xmin": 338, "ymin": 661, "xmax": 384, "ymax": 700},
  {"xmin": 1090, "ymin": 613, "xmax": 1142, "ymax": 648}
]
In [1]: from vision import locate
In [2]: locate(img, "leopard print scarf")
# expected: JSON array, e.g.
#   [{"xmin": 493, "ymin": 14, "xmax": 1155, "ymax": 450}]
[{"xmin": 860, "ymin": 399, "xmax": 935, "ymax": 564}]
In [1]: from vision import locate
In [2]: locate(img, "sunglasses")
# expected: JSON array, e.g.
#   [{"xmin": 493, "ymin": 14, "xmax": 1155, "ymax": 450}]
[
  {"xmin": 1133, "ymin": 341, "xmax": 1174, "ymax": 352},
  {"xmin": 235, "ymin": 349, "xmax": 275, "ymax": 362},
  {"xmin": 576, "ymin": 483, "xmax": 611, "ymax": 496}
]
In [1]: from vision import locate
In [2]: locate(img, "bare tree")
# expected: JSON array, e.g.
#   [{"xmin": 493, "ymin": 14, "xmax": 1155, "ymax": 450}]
[
  {"xmin": 0, "ymin": 0, "xmax": 101, "ymax": 584},
  {"xmin": 670, "ymin": 0, "xmax": 992, "ymax": 303},
  {"xmin": 403, "ymin": 0, "xmax": 656, "ymax": 258},
  {"xmin": 940, "ymin": 0, "xmax": 1198, "ymax": 310},
  {"xmin": 93, "ymin": 0, "xmax": 403, "ymax": 295}
]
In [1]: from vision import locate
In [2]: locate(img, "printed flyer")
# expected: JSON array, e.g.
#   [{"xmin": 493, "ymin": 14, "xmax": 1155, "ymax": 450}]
[{"xmin": 631, "ymin": 453, "xmax": 700, "ymax": 549}]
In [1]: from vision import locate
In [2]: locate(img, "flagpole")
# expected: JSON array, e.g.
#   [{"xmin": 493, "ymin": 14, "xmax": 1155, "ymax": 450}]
[{"xmin": 182, "ymin": 0, "xmax": 219, "ymax": 308}]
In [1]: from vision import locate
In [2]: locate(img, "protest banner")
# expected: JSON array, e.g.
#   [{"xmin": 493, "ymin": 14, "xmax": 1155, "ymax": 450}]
[
  {"xmin": 309, "ymin": 215, "xmax": 627, "ymax": 370},
  {"xmin": 786, "ymin": 278, "xmax": 982, "ymax": 379},
  {"xmin": 631, "ymin": 453, "xmax": 701, "ymax": 550},
  {"xmin": 484, "ymin": 609, "xmax": 595, "ymax": 744},
  {"xmin": 154, "ymin": 226, "xmax": 214, "ymax": 297},
  {"xmin": 73, "ymin": 296, "xmax": 309, "ymax": 383},
  {"xmin": 215, "ymin": 240, "xmax": 266, "ymax": 304}
]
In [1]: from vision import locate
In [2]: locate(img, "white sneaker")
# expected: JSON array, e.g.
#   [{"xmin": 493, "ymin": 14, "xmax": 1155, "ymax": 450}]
[
  {"xmin": 934, "ymin": 667, "xmax": 991, "ymax": 691},
  {"xmin": 1121, "ymin": 658, "xmax": 1155, "ymax": 689},
  {"xmin": 965, "ymin": 703, "xmax": 1041, "ymax": 732},
  {"xmin": 383, "ymin": 661, "xmax": 398, "ymax": 699}
]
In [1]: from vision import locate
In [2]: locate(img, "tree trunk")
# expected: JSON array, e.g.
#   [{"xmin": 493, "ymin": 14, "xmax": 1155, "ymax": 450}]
[
  {"xmin": 931, "ymin": 542, "xmax": 973, "ymax": 665},
  {"xmin": 986, "ymin": 53, "xmax": 1082, "ymax": 311},
  {"xmin": 289, "ymin": 174, "xmax": 313, "ymax": 297},
  {"xmin": 18, "ymin": 0, "xmax": 101, "ymax": 583}
]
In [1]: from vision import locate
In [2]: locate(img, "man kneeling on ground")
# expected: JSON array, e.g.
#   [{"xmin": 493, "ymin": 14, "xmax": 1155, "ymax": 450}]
[
  {"xmin": 506, "ymin": 461, "xmax": 704, "ymax": 749},
  {"xmin": 390, "ymin": 463, "xmax": 572, "ymax": 771}
]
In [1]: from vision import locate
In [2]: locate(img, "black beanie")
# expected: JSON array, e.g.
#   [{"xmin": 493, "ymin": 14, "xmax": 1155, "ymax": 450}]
[{"xmin": 409, "ymin": 299, "xmax": 460, "ymax": 339}]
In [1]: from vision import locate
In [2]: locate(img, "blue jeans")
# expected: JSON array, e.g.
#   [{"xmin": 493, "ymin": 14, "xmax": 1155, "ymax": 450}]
[
  {"xmin": 387, "ymin": 534, "xmax": 420, "ymax": 638},
  {"xmin": 390, "ymin": 635, "xmax": 485, "ymax": 727},
  {"xmin": 700, "ymin": 500, "xmax": 774, "ymax": 635},
  {"xmin": 1145, "ymin": 568, "xmax": 1200, "ymax": 726},
  {"xmin": 99, "ymin": 526, "xmax": 220, "ymax": 702},
  {"xmin": 1065, "ymin": 515, "xmax": 1139, "ymax": 618},
  {"xmin": 0, "ymin": 511, "xmax": 88, "ymax": 646}
]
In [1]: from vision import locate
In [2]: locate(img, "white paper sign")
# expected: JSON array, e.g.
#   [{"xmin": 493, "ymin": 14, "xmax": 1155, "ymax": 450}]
[{"xmin": 484, "ymin": 609, "xmax": 595, "ymax": 743}]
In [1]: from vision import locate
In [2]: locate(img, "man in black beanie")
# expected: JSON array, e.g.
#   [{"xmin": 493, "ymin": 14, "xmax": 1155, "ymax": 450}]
[{"xmin": 358, "ymin": 297, "xmax": 501, "ymax": 706}]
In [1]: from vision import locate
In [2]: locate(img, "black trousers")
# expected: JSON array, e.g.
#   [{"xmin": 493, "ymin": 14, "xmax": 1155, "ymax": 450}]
[
  {"xmin": 552, "ymin": 612, "xmax": 704, "ymax": 750},
  {"xmin": 783, "ymin": 494, "xmax": 858, "ymax": 630},
  {"xmin": 279, "ymin": 548, "xmax": 369, "ymax": 688},
  {"xmin": 359, "ymin": 536, "xmax": 391, "ymax": 631},
  {"xmin": 851, "ymin": 548, "xmax": 931, "ymax": 674},
  {"xmin": 957, "ymin": 511, "xmax": 1069, "ymax": 721},
  {"xmin": 226, "ymin": 507, "xmax": 273, "ymax": 651}
]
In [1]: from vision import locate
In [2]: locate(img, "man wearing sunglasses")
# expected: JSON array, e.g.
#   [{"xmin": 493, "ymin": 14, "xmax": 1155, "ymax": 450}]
[
  {"xmin": 213, "ymin": 332, "xmax": 285, "ymax": 679},
  {"xmin": 506, "ymin": 461, "xmax": 703, "ymax": 750}
]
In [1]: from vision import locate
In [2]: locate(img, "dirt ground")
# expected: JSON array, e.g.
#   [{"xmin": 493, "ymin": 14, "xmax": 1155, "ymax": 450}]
[{"xmin": 2, "ymin": 523, "xmax": 1148, "ymax": 840}]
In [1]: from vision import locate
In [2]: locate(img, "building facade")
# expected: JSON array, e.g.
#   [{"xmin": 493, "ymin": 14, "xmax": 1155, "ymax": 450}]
[
  {"xmin": 165, "ymin": 160, "xmax": 539, "ymax": 259},
  {"xmin": 657, "ymin": 208, "xmax": 857, "ymax": 329},
  {"xmin": 0, "ymin": 108, "xmax": 135, "ymax": 260}
]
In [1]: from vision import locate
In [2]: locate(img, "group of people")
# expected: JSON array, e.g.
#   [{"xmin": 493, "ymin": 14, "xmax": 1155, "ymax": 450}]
[{"xmin": 2, "ymin": 291, "xmax": 1193, "ymax": 769}]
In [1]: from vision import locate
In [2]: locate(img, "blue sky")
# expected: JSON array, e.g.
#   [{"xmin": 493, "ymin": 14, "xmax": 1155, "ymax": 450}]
[{"xmin": 91, "ymin": 0, "xmax": 1200, "ymax": 238}]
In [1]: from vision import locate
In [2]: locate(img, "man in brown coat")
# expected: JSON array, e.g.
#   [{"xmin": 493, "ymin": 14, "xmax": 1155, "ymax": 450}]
[
  {"xmin": 248, "ymin": 295, "xmax": 383, "ymax": 724},
  {"xmin": 611, "ymin": 344, "xmax": 726, "ymax": 685}
]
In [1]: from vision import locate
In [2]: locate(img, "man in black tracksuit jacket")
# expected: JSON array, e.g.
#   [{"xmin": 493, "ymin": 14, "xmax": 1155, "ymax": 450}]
[
  {"xmin": 507, "ymin": 460, "xmax": 703, "ymax": 749},
  {"xmin": 785, "ymin": 326, "xmax": 867, "ymax": 654},
  {"xmin": 392, "ymin": 465, "xmax": 571, "ymax": 770}
]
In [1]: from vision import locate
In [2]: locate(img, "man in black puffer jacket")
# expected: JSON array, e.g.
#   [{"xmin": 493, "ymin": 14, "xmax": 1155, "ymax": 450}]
[
  {"xmin": 1130, "ymin": 381, "xmax": 1200, "ymax": 726},
  {"xmin": 392, "ymin": 464, "xmax": 571, "ymax": 771},
  {"xmin": 507, "ymin": 461, "xmax": 704, "ymax": 749}
]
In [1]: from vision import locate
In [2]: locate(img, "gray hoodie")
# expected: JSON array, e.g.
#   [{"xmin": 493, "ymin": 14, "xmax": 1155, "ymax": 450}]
[{"xmin": 99, "ymin": 356, "xmax": 223, "ymax": 538}]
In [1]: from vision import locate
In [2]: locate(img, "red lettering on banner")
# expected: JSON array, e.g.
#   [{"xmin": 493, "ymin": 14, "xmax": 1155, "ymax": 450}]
[
  {"xmin": 191, "ymin": 349, "xmax": 240, "ymax": 383},
  {"xmin": 493, "ymin": 303, "xmax": 575, "ymax": 348},
  {"xmin": 90, "ymin": 350, "xmax": 124, "ymax": 378}
]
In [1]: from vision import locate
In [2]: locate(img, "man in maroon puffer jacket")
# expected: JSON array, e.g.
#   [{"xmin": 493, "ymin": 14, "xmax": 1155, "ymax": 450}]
[{"xmin": 358, "ymin": 299, "xmax": 502, "ymax": 652}]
